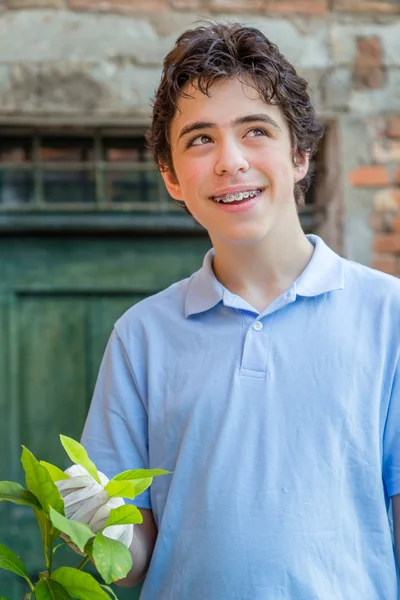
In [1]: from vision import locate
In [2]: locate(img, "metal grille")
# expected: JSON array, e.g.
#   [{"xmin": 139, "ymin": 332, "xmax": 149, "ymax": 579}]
[
  {"xmin": 0, "ymin": 126, "xmax": 326, "ymax": 233},
  {"xmin": 0, "ymin": 129, "xmax": 174, "ymax": 212}
]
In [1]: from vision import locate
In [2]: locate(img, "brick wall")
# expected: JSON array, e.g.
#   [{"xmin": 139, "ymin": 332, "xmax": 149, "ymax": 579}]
[
  {"xmin": 350, "ymin": 125, "xmax": 400, "ymax": 274},
  {"xmin": 0, "ymin": 0, "xmax": 399, "ymax": 272},
  {"xmin": 357, "ymin": 116, "xmax": 400, "ymax": 275},
  {"xmin": 4, "ymin": 0, "xmax": 399, "ymax": 14},
  {"xmin": 346, "ymin": 33, "xmax": 400, "ymax": 273}
]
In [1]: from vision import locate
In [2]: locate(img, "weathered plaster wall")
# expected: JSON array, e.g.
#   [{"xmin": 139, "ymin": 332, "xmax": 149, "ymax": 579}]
[{"xmin": 0, "ymin": 0, "xmax": 399, "ymax": 271}]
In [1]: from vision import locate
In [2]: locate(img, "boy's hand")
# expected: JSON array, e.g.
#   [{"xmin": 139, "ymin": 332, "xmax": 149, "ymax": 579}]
[{"xmin": 56, "ymin": 464, "xmax": 133, "ymax": 550}]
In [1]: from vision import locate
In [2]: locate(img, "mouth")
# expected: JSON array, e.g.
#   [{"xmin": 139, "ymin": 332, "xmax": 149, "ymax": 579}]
[{"xmin": 210, "ymin": 188, "xmax": 264, "ymax": 204}]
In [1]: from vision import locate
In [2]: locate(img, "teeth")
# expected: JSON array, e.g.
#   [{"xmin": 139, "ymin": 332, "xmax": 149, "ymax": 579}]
[{"xmin": 213, "ymin": 189, "xmax": 261, "ymax": 203}]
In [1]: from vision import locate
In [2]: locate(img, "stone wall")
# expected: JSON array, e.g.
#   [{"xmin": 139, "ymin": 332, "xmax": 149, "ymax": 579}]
[{"xmin": 0, "ymin": 0, "xmax": 399, "ymax": 272}]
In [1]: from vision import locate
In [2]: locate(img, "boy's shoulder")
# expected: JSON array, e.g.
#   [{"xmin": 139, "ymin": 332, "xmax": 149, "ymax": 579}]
[{"xmin": 343, "ymin": 255, "xmax": 400, "ymax": 304}]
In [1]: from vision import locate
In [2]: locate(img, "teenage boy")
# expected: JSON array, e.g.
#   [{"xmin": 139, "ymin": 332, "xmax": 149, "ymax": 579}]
[{"xmin": 59, "ymin": 23, "xmax": 400, "ymax": 599}]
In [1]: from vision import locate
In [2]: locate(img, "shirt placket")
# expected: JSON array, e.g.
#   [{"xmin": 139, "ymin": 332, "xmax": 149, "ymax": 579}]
[{"xmin": 239, "ymin": 290, "xmax": 296, "ymax": 379}]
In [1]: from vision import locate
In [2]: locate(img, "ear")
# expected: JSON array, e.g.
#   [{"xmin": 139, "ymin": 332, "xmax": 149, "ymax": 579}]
[
  {"xmin": 160, "ymin": 167, "xmax": 184, "ymax": 201},
  {"xmin": 293, "ymin": 150, "xmax": 310, "ymax": 184}
]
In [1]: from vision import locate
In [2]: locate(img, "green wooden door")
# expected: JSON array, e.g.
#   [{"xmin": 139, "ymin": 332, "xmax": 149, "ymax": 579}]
[{"xmin": 0, "ymin": 234, "xmax": 210, "ymax": 600}]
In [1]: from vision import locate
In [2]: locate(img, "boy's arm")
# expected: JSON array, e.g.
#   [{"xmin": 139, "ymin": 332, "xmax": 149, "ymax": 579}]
[
  {"xmin": 115, "ymin": 508, "xmax": 158, "ymax": 588},
  {"xmin": 392, "ymin": 494, "xmax": 400, "ymax": 569}
]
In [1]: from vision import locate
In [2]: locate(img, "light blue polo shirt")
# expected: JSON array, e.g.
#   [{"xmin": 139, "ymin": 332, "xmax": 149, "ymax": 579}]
[{"xmin": 82, "ymin": 234, "xmax": 400, "ymax": 600}]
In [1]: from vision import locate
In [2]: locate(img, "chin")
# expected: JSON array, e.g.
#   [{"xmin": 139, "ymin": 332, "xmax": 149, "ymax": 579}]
[{"xmin": 212, "ymin": 225, "xmax": 272, "ymax": 246}]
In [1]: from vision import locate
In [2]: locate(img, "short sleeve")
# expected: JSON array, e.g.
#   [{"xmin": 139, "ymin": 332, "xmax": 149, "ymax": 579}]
[
  {"xmin": 383, "ymin": 357, "xmax": 400, "ymax": 498},
  {"xmin": 81, "ymin": 328, "xmax": 151, "ymax": 509}
]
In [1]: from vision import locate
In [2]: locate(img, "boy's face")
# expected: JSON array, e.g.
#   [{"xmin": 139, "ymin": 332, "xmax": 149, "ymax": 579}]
[{"xmin": 162, "ymin": 77, "xmax": 309, "ymax": 246}]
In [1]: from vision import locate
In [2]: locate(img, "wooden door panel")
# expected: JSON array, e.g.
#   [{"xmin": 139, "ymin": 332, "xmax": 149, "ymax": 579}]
[
  {"xmin": 0, "ymin": 235, "xmax": 210, "ymax": 599},
  {"xmin": 0, "ymin": 294, "xmax": 11, "ymax": 480},
  {"xmin": 0, "ymin": 237, "xmax": 210, "ymax": 291},
  {"xmin": 1, "ymin": 291, "xmax": 148, "ymax": 599},
  {"xmin": 18, "ymin": 294, "xmax": 88, "ymax": 467},
  {"xmin": 16, "ymin": 293, "xmax": 146, "ymax": 467}
]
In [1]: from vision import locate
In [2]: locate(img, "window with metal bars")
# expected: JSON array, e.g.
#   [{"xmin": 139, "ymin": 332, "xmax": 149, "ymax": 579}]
[
  {"xmin": 0, "ymin": 129, "xmax": 172, "ymax": 211},
  {"xmin": 0, "ymin": 126, "xmax": 328, "ymax": 233}
]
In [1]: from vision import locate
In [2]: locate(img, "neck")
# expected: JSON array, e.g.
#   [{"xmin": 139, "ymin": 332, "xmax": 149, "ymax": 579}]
[{"xmin": 211, "ymin": 219, "xmax": 314, "ymax": 313}]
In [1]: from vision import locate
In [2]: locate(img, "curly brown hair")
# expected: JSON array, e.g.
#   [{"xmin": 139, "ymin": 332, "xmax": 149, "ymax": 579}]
[{"xmin": 147, "ymin": 21, "xmax": 324, "ymax": 209}]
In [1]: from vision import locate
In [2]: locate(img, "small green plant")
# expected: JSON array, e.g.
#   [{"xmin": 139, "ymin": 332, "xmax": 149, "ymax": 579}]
[{"xmin": 0, "ymin": 435, "xmax": 168, "ymax": 599}]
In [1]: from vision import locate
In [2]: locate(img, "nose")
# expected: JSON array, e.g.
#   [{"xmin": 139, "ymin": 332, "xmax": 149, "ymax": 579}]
[{"xmin": 214, "ymin": 138, "xmax": 249, "ymax": 176}]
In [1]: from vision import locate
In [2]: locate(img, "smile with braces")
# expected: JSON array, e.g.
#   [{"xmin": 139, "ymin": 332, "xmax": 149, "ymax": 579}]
[{"xmin": 212, "ymin": 189, "xmax": 262, "ymax": 203}]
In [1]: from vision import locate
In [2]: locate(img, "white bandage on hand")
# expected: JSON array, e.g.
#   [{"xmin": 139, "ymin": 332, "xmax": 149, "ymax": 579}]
[{"xmin": 56, "ymin": 465, "xmax": 134, "ymax": 550}]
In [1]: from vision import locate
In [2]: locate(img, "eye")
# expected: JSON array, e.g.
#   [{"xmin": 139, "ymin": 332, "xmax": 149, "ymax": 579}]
[
  {"xmin": 246, "ymin": 128, "xmax": 269, "ymax": 138},
  {"xmin": 186, "ymin": 134, "xmax": 213, "ymax": 148}
]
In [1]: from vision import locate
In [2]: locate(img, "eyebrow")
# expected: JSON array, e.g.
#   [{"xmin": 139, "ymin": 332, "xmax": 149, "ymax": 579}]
[{"xmin": 177, "ymin": 113, "xmax": 282, "ymax": 143}]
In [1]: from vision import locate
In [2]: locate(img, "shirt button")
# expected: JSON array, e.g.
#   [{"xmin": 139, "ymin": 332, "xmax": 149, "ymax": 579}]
[{"xmin": 253, "ymin": 321, "xmax": 263, "ymax": 331}]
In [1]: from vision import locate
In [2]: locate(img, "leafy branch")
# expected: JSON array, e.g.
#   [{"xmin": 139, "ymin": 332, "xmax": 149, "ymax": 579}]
[{"xmin": 0, "ymin": 435, "xmax": 169, "ymax": 599}]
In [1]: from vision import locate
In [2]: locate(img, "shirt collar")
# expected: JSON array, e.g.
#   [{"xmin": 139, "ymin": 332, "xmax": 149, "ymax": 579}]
[
  {"xmin": 184, "ymin": 234, "xmax": 344, "ymax": 318},
  {"xmin": 184, "ymin": 248, "xmax": 223, "ymax": 317},
  {"xmin": 294, "ymin": 234, "xmax": 344, "ymax": 297}
]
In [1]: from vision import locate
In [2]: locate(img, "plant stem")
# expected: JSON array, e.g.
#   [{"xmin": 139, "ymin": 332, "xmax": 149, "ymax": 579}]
[
  {"xmin": 43, "ymin": 518, "xmax": 50, "ymax": 572},
  {"xmin": 52, "ymin": 541, "xmax": 69, "ymax": 554},
  {"xmin": 48, "ymin": 537, "xmax": 53, "ymax": 576},
  {"xmin": 76, "ymin": 555, "xmax": 90, "ymax": 570},
  {"xmin": 23, "ymin": 576, "xmax": 35, "ymax": 593}
]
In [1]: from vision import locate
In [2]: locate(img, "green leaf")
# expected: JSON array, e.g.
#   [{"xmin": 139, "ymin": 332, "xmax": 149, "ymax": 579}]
[
  {"xmin": 113, "ymin": 468, "xmax": 169, "ymax": 480},
  {"xmin": 60, "ymin": 436, "xmax": 101, "ymax": 485},
  {"xmin": 35, "ymin": 578, "xmax": 71, "ymax": 600},
  {"xmin": 52, "ymin": 567, "xmax": 111, "ymax": 600},
  {"xmin": 34, "ymin": 509, "xmax": 60, "ymax": 551},
  {"xmin": 0, "ymin": 481, "xmax": 42, "ymax": 510},
  {"xmin": 21, "ymin": 447, "xmax": 64, "ymax": 516},
  {"xmin": 108, "ymin": 469, "xmax": 169, "ymax": 498},
  {"xmin": 34, "ymin": 508, "xmax": 50, "ymax": 557},
  {"xmin": 84, "ymin": 538, "xmax": 94, "ymax": 557},
  {"xmin": 103, "ymin": 505, "xmax": 143, "ymax": 528},
  {"xmin": 103, "ymin": 480, "xmax": 136, "ymax": 500},
  {"xmin": 129, "ymin": 477, "xmax": 152, "ymax": 497},
  {"xmin": 93, "ymin": 533, "xmax": 132, "ymax": 585},
  {"xmin": 106, "ymin": 477, "xmax": 151, "ymax": 498},
  {"xmin": 49, "ymin": 507, "xmax": 93, "ymax": 553},
  {"xmin": 0, "ymin": 544, "xmax": 33, "ymax": 589},
  {"xmin": 100, "ymin": 585, "xmax": 118, "ymax": 600},
  {"xmin": 40, "ymin": 462, "xmax": 70, "ymax": 483}
]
